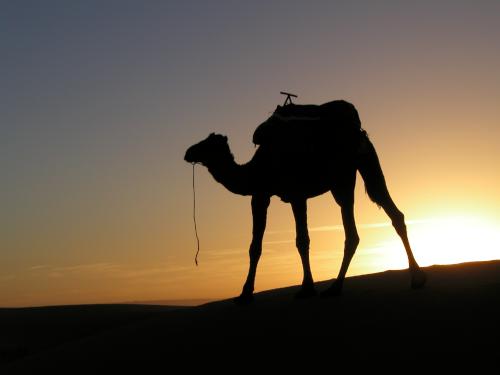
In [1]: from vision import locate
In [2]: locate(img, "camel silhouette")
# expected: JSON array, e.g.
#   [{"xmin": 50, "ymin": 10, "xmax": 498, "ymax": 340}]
[{"xmin": 185, "ymin": 99, "xmax": 426, "ymax": 304}]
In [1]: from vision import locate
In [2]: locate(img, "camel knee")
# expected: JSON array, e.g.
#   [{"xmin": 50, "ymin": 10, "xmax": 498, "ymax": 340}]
[
  {"xmin": 296, "ymin": 234, "xmax": 310, "ymax": 254},
  {"xmin": 344, "ymin": 233, "xmax": 360, "ymax": 256},
  {"xmin": 391, "ymin": 211, "xmax": 406, "ymax": 236},
  {"xmin": 249, "ymin": 242, "xmax": 262, "ymax": 261}
]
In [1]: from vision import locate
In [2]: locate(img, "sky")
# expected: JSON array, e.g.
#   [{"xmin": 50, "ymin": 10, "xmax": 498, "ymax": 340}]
[{"xmin": 1, "ymin": 1, "xmax": 499, "ymax": 307}]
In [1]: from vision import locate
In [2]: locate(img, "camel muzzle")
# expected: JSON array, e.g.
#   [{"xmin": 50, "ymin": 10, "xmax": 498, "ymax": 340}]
[{"xmin": 184, "ymin": 147, "xmax": 196, "ymax": 163}]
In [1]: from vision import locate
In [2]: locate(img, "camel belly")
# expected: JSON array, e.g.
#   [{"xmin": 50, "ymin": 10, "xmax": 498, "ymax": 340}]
[
  {"xmin": 258, "ymin": 158, "xmax": 354, "ymax": 202},
  {"xmin": 250, "ymin": 141, "xmax": 358, "ymax": 201}
]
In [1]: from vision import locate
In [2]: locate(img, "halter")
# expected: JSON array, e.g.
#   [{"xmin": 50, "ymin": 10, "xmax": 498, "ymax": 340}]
[{"xmin": 192, "ymin": 163, "xmax": 200, "ymax": 266}]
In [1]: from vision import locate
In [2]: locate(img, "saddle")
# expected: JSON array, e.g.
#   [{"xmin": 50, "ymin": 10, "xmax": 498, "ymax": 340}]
[{"xmin": 253, "ymin": 97, "xmax": 361, "ymax": 147}]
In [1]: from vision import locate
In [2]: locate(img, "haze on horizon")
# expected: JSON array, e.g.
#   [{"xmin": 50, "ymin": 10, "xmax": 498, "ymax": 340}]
[{"xmin": 1, "ymin": 1, "xmax": 499, "ymax": 307}]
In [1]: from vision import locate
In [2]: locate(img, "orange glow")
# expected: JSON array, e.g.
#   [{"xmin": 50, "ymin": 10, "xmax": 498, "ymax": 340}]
[{"xmin": 375, "ymin": 215, "xmax": 500, "ymax": 269}]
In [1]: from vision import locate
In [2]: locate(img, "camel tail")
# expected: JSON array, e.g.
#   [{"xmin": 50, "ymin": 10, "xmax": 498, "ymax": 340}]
[{"xmin": 357, "ymin": 131, "xmax": 390, "ymax": 207}]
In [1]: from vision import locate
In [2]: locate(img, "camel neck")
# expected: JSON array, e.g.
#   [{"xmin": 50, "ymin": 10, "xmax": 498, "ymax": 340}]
[{"xmin": 206, "ymin": 154, "xmax": 253, "ymax": 196}]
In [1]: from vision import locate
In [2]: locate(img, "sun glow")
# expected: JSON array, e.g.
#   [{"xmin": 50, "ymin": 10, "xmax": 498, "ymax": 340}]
[{"xmin": 378, "ymin": 215, "xmax": 500, "ymax": 269}]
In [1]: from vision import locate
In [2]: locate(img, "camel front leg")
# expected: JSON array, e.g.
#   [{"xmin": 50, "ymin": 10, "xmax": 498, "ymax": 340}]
[
  {"xmin": 235, "ymin": 195, "xmax": 270, "ymax": 304},
  {"xmin": 291, "ymin": 199, "xmax": 316, "ymax": 298}
]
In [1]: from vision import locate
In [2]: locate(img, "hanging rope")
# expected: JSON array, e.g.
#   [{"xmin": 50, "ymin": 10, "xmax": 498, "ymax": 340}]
[{"xmin": 192, "ymin": 163, "xmax": 201, "ymax": 266}]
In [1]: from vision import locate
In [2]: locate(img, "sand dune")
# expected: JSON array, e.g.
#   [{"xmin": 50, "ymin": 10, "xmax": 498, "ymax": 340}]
[{"xmin": 2, "ymin": 260, "xmax": 499, "ymax": 369}]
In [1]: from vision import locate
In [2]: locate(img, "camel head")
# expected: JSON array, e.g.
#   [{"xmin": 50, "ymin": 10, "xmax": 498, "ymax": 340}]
[{"xmin": 184, "ymin": 133, "xmax": 231, "ymax": 166}]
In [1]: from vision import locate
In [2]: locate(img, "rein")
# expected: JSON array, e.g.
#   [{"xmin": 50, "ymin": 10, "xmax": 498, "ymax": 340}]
[{"xmin": 192, "ymin": 163, "xmax": 201, "ymax": 266}]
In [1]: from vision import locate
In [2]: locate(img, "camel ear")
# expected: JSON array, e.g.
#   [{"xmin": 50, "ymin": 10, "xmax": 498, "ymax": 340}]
[{"xmin": 223, "ymin": 135, "xmax": 228, "ymax": 142}]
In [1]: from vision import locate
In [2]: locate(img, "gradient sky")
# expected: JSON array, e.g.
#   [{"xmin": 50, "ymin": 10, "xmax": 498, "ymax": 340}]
[{"xmin": 2, "ymin": 1, "xmax": 499, "ymax": 307}]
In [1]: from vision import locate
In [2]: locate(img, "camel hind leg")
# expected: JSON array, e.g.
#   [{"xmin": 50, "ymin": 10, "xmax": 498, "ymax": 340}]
[
  {"xmin": 321, "ymin": 198, "xmax": 359, "ymax": 297},
  {"xmin": 378, "ymin": 195, "xmax": 427, "ymax": 288},
  {"xmin": 358, "ymin": 134, "xmax": 426, "ymax": 289},
  {"xmin": 322, "ymin": 171, "xmax": 359, "ymax": 297}
]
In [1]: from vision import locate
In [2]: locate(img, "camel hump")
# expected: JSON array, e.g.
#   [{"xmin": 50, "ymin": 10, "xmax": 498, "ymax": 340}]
[
  {"xmin": 253, "ymin": 100, "xmax": 361, "ymax": 146},
  {"xmin": 319, "ymin": 100, "xmax": 361, "ymax": 127}
]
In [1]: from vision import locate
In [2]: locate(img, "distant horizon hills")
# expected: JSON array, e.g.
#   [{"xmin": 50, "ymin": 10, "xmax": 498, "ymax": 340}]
[
  {"xmin": 121, "ymin": 298, "xmax": 215, "ymax": 307},
  {"xmin": 2, "ymin": 258, "xmax": 500, "ymax": 309},
  {"xmin": 0, "ymin": 298, "xmax": 216, "ymax": 310}
]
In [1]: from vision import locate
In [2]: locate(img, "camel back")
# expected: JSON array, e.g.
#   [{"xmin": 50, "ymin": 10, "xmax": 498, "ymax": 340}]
[{"xmin": 253, "ymin": 100, "xmax": 362, "ymax": 147}]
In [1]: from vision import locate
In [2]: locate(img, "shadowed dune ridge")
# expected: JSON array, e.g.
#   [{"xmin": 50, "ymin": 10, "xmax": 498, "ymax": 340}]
[{"xmin": 2, "ymin": 260, "xmax": 499, "ymax": 369}]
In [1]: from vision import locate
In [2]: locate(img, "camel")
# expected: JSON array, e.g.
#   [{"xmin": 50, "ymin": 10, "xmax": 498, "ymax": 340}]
[{"xmin": 184, "ymin": 100, "xmax": 426, "ymax": 304}]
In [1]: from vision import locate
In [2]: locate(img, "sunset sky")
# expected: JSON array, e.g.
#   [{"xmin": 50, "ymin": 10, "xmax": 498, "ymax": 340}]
[{"xmin": 2, "ymin": 1, "xmax": 499, "ymax": 307}]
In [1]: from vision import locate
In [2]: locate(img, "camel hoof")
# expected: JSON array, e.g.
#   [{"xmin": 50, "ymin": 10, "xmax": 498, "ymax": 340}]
[
  {"xmin": 233, "ymin": 293, "xmax": 254, "ymax": 305},
  {"xmin": 320, "ymin": 282, "xmax": 343, "ymax": 298},
  {"xmin": 411, "ymin": 269, "xmax": 427, "ymax": 289},
  {"xmin": 294, "ymin": 286, "xmax": 317, "ymax": 299}
]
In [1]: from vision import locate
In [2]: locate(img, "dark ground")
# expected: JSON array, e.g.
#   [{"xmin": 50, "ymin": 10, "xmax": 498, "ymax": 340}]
[{"xmin": 1, "ymin": 260, "xmax": 499, "ymax": 370}]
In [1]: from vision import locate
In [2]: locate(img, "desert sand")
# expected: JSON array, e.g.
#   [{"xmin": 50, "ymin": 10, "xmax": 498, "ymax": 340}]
[{"xmin": 2, "ymin": 260, "xmax": 499, "ymax": 370}]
